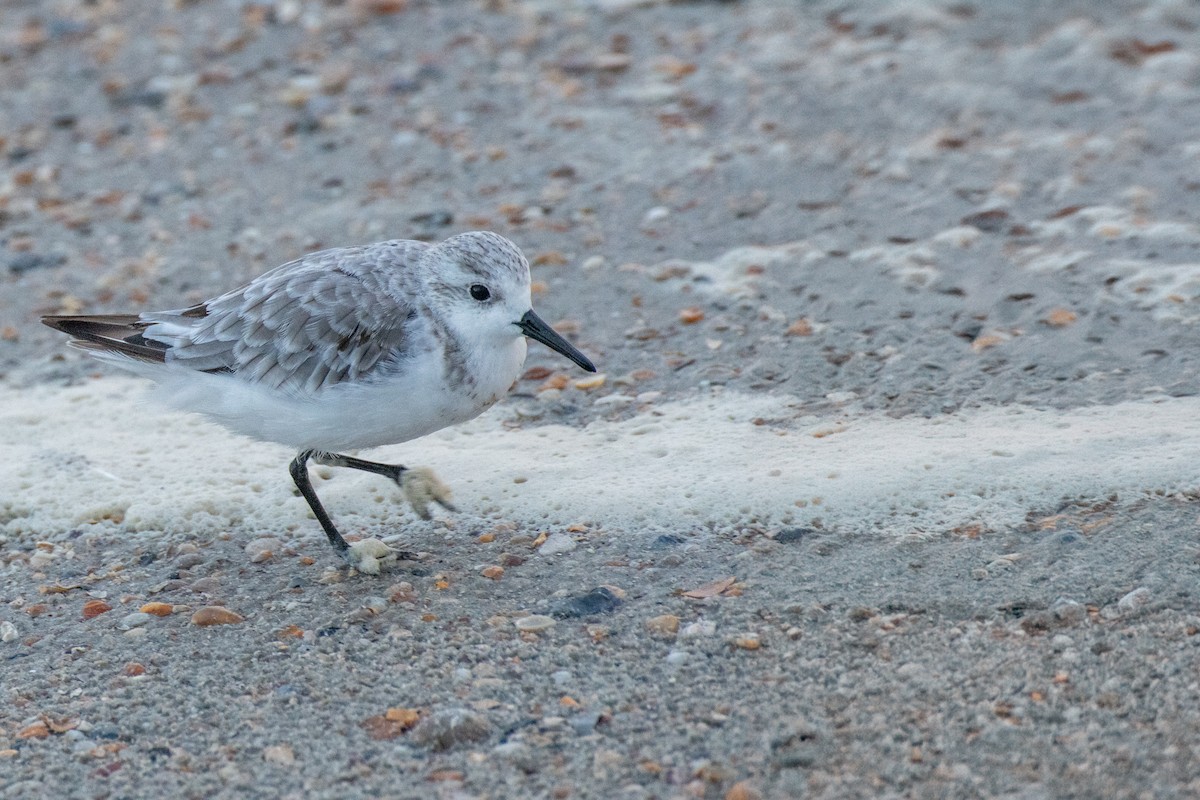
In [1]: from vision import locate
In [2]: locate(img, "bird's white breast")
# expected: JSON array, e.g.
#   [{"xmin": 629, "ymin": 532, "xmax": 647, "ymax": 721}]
[{"xmin": 142, "ymin": 330, "xmax": 528, "ymax": 453}]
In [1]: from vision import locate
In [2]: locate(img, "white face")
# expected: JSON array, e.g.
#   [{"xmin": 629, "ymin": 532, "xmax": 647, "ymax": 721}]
[
  {"xmin": 421, "ymin": 233, "xmax": 533, "ymax": 348},
  {"xmin": 446, "ymin": 269, "xmax": 533, "ymax": 346},
  {"xmin": 421, "ymin": 231, "xmax": 595, "ymax": 374}
]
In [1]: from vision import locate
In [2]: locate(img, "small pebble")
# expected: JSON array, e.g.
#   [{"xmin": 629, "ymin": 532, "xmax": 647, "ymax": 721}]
[
  {"xmin": 1050, "ymin": 634, "xmax": 1074, "ymax": 651},
  {"xmin": 411, "ymin": 708, "xmax": 492, "ymax": 751},
  {"xmin": 680, "ymin": 620, "xmax": 716, "ymax": 639},
  {"xmin": 733, "ymin": 634, "xmax": 761, "ymax": 650},
  {"xmin": 140, "ymin": 602, "xmax": 174, "ymax": 617},
  {"xmin": 174, "ymin": 553, "xmax": 205, "ymax": 570},
  {"xmin": 91, "ymin": 723, "xmax": 121, "ymax": 740},
  {"xmin": 644, "ymin": 614, "xmax": 680, "ymax": 636},
  {"xmin": 117, "ymin": 612, "xmax": 153, "ymax": 630},
  {"xmin": 774, "ymin": 527, "xmax": 813, "ymax": 544},
  {"xmin": 725, "ymin": 780, "xmax": 763, "ymax": 800},
  {"xmin": 245, "ymin": 537, "xmax": 282, "ymax": 563},
  {"xmin": 189, "ymin": 577, "xmax": 221, "ymax": 594},
  {"xmin": 538, "ymin": 533, "xmax": 577, "ymax": 556},
  {"xmin": 82, "ymin": 600, "xmax": 112, "ymax": 620},
  {"xmin": 17, "ymin": 721, "xmax": 50, "ymax": 739},
  {"xmin": 263, "ymin": 744, "xmax": 295, "ymax": 765},
  {"xmin": 0, "ymin": 620, "xmax": 17, "ymax": 643},
  {"xmin": 547, "ymin": 587, "xmax": 622, "ymax": 619},
  {"xmin": 573, "ymin": 374, "xmax": 606, "ymax": 391},
  {"xmin": 191, "ymin": 606, "xmax": 245, "ymax": 626},
  {"xmin": 493, "ymin": 741, "xmax": 535, "ymax": 765},
  {"xmin": 28, "ymin": 551, "xmax": 56, "ymax": 569},
  {"xmin": 594, "ymin": 394, "xmax": 633, "ymax": 407},
  {"xmin": 9, "ymin": 252, "xmax": 66, "ymax": 274},
  {"xmin": 385, "ymin": 707, "xmax": 422, "ymax": 727},
  {"xmin": 1117, "ymin": 586, "xmax": 1152, "ymax": 614},
  {"xmin": 785, "ymin": 318, "xmax": 813, "ymax": 336},
  {"xmin": 1050, "ymin": 598, "xmax": 1086, "ymax": 626},
  {"xmin": 481, "ymin": 565, "xmax": 504, "ymax": 580},
  {"xmin": 361, "ymin": 597, "xmax": 388, "ymax": 615},
  {"xmin": 515, "ymin": 614, "xmax": 556, "ymax": 633},
  {"xmin": 642, "ymin": 206, "xmax": 670, "ymax": 225},
  {"xmin": 569, "ymin": 710, "xmax": 603, "ymax": 735}
]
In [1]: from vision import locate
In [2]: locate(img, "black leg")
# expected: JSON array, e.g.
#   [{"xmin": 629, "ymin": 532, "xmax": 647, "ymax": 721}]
[
  {"xmin": 290, "ymin": 449, "xmax": 426, "ymax": 563},
  {"xmin": 289, "ymin": 450, "xmax": 350, "ymax": 554},
  {"xmin": 311, "ymin": 452, "xmax": 456, "ymax": 516},
  {"xmin": 311, "ymin": 452, "xmax": 407, "ymax": 485}
]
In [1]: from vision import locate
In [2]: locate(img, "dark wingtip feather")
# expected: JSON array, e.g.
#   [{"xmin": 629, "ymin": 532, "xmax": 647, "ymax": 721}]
[{"xmin": 42, "ymin": 314, "xmax": 169, "ymax": 364}]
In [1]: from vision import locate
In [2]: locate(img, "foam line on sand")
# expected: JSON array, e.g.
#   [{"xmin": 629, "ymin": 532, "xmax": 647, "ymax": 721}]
[{"xmin": 2, "ymin": 378, "xmax": 1198, "ymax": 543}]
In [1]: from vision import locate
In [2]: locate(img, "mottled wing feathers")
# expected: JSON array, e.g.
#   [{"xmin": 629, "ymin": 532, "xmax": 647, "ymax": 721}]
[{"xmin": 48, "ymin": 240, "xmax": 428, "ymax": 394}]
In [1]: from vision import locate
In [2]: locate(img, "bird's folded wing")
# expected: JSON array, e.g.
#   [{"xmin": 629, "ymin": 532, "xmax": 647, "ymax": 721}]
[{"xmin": 143, "ymin": 243, "xmax": 425, "ymax": 394}]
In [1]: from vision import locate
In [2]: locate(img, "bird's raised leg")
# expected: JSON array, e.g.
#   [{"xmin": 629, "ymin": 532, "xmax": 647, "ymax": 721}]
[{"xmin": 309, "ymin": 452, "xmax": 456, "ymax": 519}]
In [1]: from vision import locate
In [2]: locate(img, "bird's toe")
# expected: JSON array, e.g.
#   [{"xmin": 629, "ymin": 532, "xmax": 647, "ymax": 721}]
[
  {"xmin": 346, "ymin": 538, "xmax": 397, "ymax": 575},
  {"xmin": 400, "ymin": 467, "xmax": 455, "ymax": 519}
]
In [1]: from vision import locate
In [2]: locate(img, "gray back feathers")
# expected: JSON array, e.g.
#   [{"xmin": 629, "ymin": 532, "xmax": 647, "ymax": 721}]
[
  {"xmin": 42, "ymin": 233, "xmax": 528, "ymax": 395},
  {"xmin": 143, "ymin": 240, "xmax": 427, "ymax": 393}
]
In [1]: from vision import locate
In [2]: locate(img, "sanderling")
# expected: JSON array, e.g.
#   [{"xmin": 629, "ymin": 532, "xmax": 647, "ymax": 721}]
[{"xmin": 43, "ymin": 231, "xmax": 595, "ymax": 573}]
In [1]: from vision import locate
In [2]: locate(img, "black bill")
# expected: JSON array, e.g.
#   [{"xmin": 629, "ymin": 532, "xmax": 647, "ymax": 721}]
[{"xmin": 517, "ymin": 310, "xmax": 596, "ymax": 373}]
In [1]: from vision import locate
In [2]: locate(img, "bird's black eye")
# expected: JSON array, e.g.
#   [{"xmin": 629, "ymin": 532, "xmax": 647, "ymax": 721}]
[{"xmin": 469, "ymin": 284, "xmax": 491, "ymax": 302}]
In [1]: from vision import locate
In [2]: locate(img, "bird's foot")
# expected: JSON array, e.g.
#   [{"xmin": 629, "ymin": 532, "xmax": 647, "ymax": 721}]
[
  {"xmin": 400, "ymin": 466, "xmax": 456, "ymax": 519},
  {"xmin": 345, "ymin": 537, "xmax": 398, "ymax": 575}
]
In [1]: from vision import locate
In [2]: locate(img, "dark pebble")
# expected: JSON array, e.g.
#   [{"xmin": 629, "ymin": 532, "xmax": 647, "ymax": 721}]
[
  {"xmin": 954, "ymin": 322, "xmax": 984, "ymax": 341},
  {"xmin": 960, "ymin": 208, "xmax": 1011, "ymax": 232},
  {"xmin": 110, "ymin": 88, "xmax": 167, "ymax": 109},
  {"xmin": 1019, "ymin": 611, "xmax": 1057, "ymax": 634},
  {"xmin": 173, "ymin": 553, "xmax": 204, "ymax": 570},
  {"xmin": 411, "ymin": 708, "xmax": 491, "ymax": 751},
  {"xmin": 410, "ymin": 210, "xmax": 454, "ymax": 227},
  {"xmin": 91, "ymin": 723, "xmax": 122, "ymax": 741},
  {"xmin": 569, "ymin": 710, "xmax": 603, "ymax": 735},
  {"xmin": 651, "ymin": 533, "xmax": 687, "ymax": 548},
  {"xmin": 770, "ymin": 720, "xmax": 830, "ymax": 769},
  {"xmin": 388, "ymin": 78, "xmax": 422, "ymax": 94},
  {"xmin": 47, "ymin": 18, "xmax": 91, "ymax": 39},
  {"xmin": 546, "ymin": 587, "xmax": 622, "ymax": 619},
  {"xmin": 146, "ymin": 746, "xmax": 172, "ymax": 761},
  {"xmin": 9, "ymin": 253, "xmax": 66, "ymax": 274},
  {"xmin": 774, "ymin": 527, "xmax": 814, "ymax": 544}
]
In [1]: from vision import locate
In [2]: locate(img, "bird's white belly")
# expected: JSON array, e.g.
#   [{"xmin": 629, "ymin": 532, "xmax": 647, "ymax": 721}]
[{"xmin": 147, "ymin": 337, "xmax": 523, "ymax": 453}]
